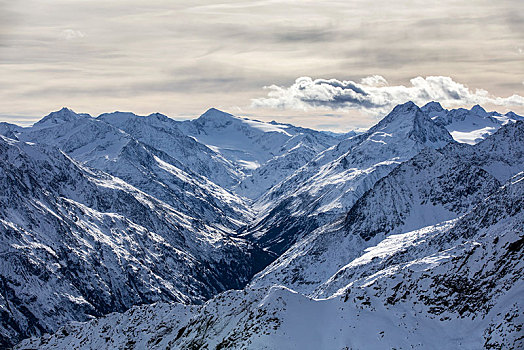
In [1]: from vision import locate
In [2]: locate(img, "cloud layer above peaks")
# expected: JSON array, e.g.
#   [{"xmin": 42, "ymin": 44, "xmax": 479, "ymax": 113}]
[
  {"xmin": 1, "ymin": 0, "xmax": 523, "ymax": 128},
  {"xmin": 253, "ymin": 76, "xmax": 524, "ymax": 115}
]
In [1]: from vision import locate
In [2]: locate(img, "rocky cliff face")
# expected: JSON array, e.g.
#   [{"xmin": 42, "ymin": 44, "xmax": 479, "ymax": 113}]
[
  {"xmin": 243, "ymin": 102, "xmax": 455, "ymax": 255},
  {"xmin": 0, "ymin": 136, "xmax": 270, "ymax": 347},
  {"xmin": 249, "ymin": 121, "xmax": 524, "ymax": 296}
]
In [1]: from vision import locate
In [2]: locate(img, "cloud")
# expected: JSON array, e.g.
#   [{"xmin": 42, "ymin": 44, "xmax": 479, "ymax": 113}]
[
  {"xmin": 61, "ymin": 29, "xmax": 85, "ymax": 40},
  {"xmin": 252, "ymin": 76, "xmax": 524, "ymax": 115},
  {"xmin": 1, "ymin": 1, "xmax": 523, "ymax": 124},
  {"xmin": 0, "ymin": 114, "xmax": 40, "ymax": 126}
]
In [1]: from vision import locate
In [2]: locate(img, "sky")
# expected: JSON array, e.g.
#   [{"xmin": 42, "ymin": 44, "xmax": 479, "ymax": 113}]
[{"xmin": 1, "ymin": 0, "xmax": 523, "ymax": 131}]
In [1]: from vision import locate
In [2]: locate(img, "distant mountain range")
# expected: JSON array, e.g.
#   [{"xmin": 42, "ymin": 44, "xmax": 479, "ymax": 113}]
[{"xmin": 0, "ymin": 102, "xmax": 522, "ymax": 349}]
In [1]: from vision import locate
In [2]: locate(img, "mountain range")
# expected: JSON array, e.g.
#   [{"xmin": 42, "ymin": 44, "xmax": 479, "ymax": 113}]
[{"xmin": 0, "ymin": 102, "xmax": 522, "ymax": 349}]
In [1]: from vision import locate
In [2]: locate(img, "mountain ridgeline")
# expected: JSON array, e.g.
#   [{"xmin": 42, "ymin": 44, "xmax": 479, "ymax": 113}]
[{"xmin": 0, "ymin": 102, "xmax": 522, "ymax": 349}]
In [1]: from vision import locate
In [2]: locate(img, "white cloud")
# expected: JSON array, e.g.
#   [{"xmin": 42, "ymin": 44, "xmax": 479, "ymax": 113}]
[
  {"xmin": 359, "ymin": 75, "xmax": 388, "ymax": 87},
  {"xmin": 252, "ymin": 76, "xmax": 524, "ymax": 115},
  {"xmin": 61, "ymin": 29, "xmax": 85, "ymax": 40}
]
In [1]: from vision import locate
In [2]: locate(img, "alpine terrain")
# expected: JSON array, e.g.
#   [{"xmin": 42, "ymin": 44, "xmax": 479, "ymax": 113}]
[{"xmin": 0, "ymin": 102, "xmax": 522, "ymax": 349}]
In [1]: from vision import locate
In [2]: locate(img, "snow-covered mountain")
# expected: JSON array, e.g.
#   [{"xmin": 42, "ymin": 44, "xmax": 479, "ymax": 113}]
[
  {"xmin": 178, "ymin": 108, "xmax": 340, "ymax": 199},
  {"xmin": 2, "ymin": 103, "xmax": 523, "ymax": 349},
  {"xmin": 19, "ymin": 170, "xmax": 523, "ymax": 349},
  {"xmin": 421, "ymin": 101, "xmax": 523, "ymax": 144},
  {"xmin": 250, "ymin": 120, "xmax": 524, "ymax": 295},
  {"xmin": 0, "ymin": 135, "xmax": 272, "ymax": 347},
  {"xmin": 97, "ymin": 111, "xmax": 242, "ymax": 189},
  {"xmin": 0, "ymin": 122, "xmax": 22, "ymax": 140},
  {"xmin": 6, "ymin": 108, "xmax": 252, "ymax": 230},
  {"xmin": 242, "ymin": 102, "xmax": 454, "ymax": 254},
  {"xmin": 242, "ymin": 103, "xmax": 523, "ymax": 256}
]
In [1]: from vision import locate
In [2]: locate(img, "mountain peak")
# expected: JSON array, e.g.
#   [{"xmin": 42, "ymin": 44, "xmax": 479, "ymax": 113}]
[
  {"xmin": 369, "ymin": 101, "xmax": 453, "ymax": 148},
  {"xmin": 192, "ymin": 108, "xmax": 239, "ymax": 128},
  {"xmin": 371, "ymin": 101, "xmax": 421, "ymax": 128},
  {"xmin": 34, "ymin": 107, "xmax": 90, "ymax": 127},
  {"xmin": 58, "ymin": 106, "xmax": 73, "ymax": 113},
  {"xmin": 98, "ymin": 111, "xmax": 137, "ymax": 118},
  {"xmin": 198, "ymin": 108, "xmax": 235, "ymax": 120},
  {"xmin": 147, "ymin": 112, "xmax": 170, "ymax": 122},
  {"xmin": 97, "ymin": 111, "xmax": 143, "ymax": 127},
  {"xmin": 470, "ymin": 104, "xmax": 487, "ymax": 115},
  {"xmin": 204, "ymin": 107, "xmax": 222, "ymax": 114},
  {"xmin": 505, "ymin": 111, "xmax": 524, "ymax": 120},
  {"xmin": 421, "ymin": 101, "xmax": 444, "ymax": 113},
  {"xmin": 394, "ymin": 100, "xmax": 418, "ymax": 112},
  {"xmin": 99, "ymin": 111, "xmax": 172, "ymax": 125}
]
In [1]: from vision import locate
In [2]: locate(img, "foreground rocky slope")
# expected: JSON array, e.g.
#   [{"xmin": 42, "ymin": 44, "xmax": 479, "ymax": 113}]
[{"xmin": 20, "ymin": 171, "xmax": 523, "ymax": 349}]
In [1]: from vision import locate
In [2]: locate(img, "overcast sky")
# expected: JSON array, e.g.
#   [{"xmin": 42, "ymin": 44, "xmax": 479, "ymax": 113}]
[{"xmin": 1, "ymin": 0, "xmax": 523, "ymax": 130}]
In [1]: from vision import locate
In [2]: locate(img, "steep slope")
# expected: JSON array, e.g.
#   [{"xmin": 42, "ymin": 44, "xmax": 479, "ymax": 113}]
[
  {"xmin": 343, "ymin": 117, "xmax": 524, "ymax": 242},
  {"xmin": 178, "ymin": 108, "xmax": 340, "ymax": 199},
  {"xmin": 421, "ymin": 102, "xmax": 523, "ymax": 144},
  {"xmin": 317, "ymin": 170, "xmax": 524, "ymax": 299},
  {"xmin": 244, "ymin": 102, "xmax": 454, "ymax": 254},
  {"xmin": 15, "ymin": 302, "xmax": 197, "ymax": 350},
  {"xmin": 6, "ymin": 108, "xmax": 252, "ymax": 230},
  {"xmin": 21, "ymin": 172, "xmax": 524, "ymax": 350},
  {"xmin": 250, "ymin": 121, "xmax": 524, "ymax": 295},
  {"xmin": 0, "ymin": 136, "xmax": 270, "ymax": 348},
  {"xmin": 233, "ymin": 133, "xmax": 335, "ymax": 199},
  {"xmin": 97, "ymin": 111, "xmax": 241, "ymax": 188},
  {"xmin": 0, "ymin": 122, "xmax": 22, "ymax": 140}
]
